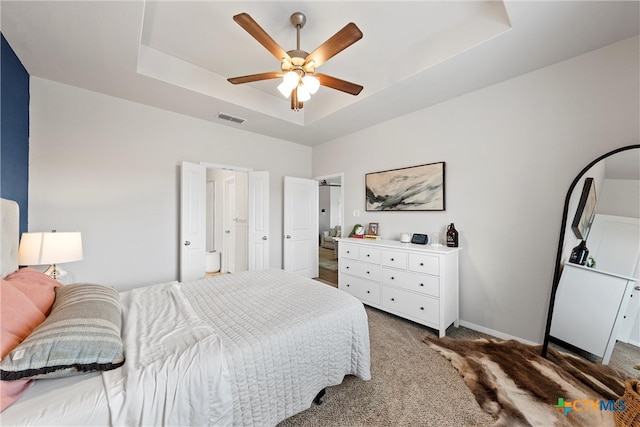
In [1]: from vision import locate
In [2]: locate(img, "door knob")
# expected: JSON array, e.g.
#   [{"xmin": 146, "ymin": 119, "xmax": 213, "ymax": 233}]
[
  {"xmin": 184, "ymin": 241, "xmax": 191, "ymax": 246},
  {"xmin": 262, "ymin": 236, "xmax": 268, "ymax": 240}
]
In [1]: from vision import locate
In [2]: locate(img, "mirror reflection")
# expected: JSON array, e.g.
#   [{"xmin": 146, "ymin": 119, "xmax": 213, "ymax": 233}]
[{"xmin": 546, "ymin": 146, "xmax": 639, "ymax": 377}]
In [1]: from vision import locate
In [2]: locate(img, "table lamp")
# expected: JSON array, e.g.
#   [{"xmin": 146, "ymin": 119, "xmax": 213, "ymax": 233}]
[{"xmin": 18, "ymin": 231, "xmax": 83, "ymax": 279}]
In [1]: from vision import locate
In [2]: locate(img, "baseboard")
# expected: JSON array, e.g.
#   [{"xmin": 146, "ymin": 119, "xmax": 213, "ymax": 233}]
[{"xmin": 458, "ymin": 320, "xmax": 539, "ymax": 346}]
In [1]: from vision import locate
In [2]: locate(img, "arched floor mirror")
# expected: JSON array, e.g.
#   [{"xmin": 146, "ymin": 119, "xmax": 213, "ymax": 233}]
[{"xmin": 542, "ymin": 144, "xmax": 640, "ymax": 372}]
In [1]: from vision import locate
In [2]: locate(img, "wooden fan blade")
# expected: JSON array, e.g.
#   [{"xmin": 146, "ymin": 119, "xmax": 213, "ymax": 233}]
[
  {"xmin": 233, "ymin": 13, "xmax": 291, "ymax": 62},
  {"xmin": 305, "ymin": 23, "xmax": 362, "ymax": 68},
  {"xmin": 227, "ymin": 71, "xmax": 282, "ymax": 85},
  {"xmin": 316, "ymin": 74, "xmax": 363, "ymax": 96}
]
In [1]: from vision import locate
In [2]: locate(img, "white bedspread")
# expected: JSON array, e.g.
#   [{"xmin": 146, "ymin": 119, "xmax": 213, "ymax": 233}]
[
  {"xmin": 4, "ymin": 270, "xmax": 370, "ymax": 427},
  {"xmin": 182, "ymin": 269, "xmax": 371, "ymax": 426},
  {"xmin": 102, "ymin": 282, "xmax": 233, "ymax": 426}
]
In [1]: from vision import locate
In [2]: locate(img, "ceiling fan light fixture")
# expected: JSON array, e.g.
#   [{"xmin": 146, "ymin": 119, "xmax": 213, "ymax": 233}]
[
  {"xmin": 302, "ymin": 75, "xmax": 320, "ymax": 94},
  {"xmin": 228, "ymin": 12, "xmax": 363, "ymax": 111}
]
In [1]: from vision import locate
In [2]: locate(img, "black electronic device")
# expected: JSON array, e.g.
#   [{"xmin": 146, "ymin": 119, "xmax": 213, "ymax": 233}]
[{"xmin": 411, "ymin": 233, "xmax": 428, "ymax": 245}]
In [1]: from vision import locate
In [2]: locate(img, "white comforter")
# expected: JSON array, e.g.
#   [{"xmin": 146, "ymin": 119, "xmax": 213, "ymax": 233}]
[
  {"xmin": 105, "ymin": 269, "xmax": 370, "ymax": 426},
  {"xmin": 182, "ymin": 269, "xmax": 371, "ymax": 426},
  {"xmin": 103, "ymin": 282, "xmax": 233, "ymax": 426}
]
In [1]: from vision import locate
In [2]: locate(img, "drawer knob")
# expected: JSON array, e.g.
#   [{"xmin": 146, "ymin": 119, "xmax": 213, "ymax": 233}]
[
  {"xmin": 366, "ymin": 254, "xmax": 370, "ymax": 257},
  {"xmin": 366, "ymin": 271, "xmax": 370, "ymax": 274},
  {"xmin": 420, "ymin": 283, "xmax": 424, "ymax": 287},
  {"xmin": 391, "ymin": 276, "xmax": 395, "ymax": 280},
  {"xmin": 346, "ymin": 266, "xmax": 350, "ymax": 269},
  {"xmin": 420, "ymin": 262, "xmax": 424, "ymax": 266},
  {"xmin": 390, "ymin": 258, "xmax": 394, "ymax": 261},
  {"xmin": 367, "ymin": 290, "xmax": 370, "ymax": 294},
  {"xmin": 391, "ymin": 298, "xmax": 395, "ymax": 301},
  {"xmin": 347, "ymin": 284, "xmax": 350, "ymax": 287},
  {"xmin": 420, "ymin": 307, "xmax": 424, "ymax": 310}
]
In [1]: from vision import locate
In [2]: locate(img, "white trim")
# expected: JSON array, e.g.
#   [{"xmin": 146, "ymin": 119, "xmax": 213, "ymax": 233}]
[
  {"xmin": 200, "ymin": 162, "xmax": 252, "ymax": 172},
  {"xmin": 458, "ymin": 320, "xmax": 539, "ymax": 346}
]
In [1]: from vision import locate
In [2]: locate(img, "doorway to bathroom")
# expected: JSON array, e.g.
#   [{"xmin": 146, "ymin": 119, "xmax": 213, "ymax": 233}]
[
  {"xmin": 206, "ymin": 167, "xmax": 248, "ymax": 274},
  {"xmin": 315, "ymin": 173, "xmax": 343, "ymax": 287}
]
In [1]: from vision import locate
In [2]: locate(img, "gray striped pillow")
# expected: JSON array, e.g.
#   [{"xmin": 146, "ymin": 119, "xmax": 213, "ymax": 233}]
[{"xmin": 0, "ymin": 284, "xmax": 125, "ymax": 380}]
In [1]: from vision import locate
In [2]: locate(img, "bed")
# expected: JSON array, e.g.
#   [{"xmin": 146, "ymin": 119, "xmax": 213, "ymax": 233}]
[{"xmin": 0, "ymin": 198, "xmax": 371, "ymax": 425}]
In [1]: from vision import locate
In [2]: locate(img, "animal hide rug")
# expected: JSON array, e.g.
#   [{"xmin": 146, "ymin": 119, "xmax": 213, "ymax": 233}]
[{"xmin": 424, "ymin": 336, "xmax": 633, "ymax": 427}]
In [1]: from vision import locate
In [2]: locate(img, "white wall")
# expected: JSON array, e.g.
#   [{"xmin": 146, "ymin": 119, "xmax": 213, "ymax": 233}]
[
  {"xmin": 28, "ymin": 78, "xmax": 311, "ymax": 290},
  {"xmin": 598, "ymin": 179, "xmax": 640, "ymax": 218},
  {"xmin": 312, "ymin": 36, "xmax": 639, "ymax": 343}
]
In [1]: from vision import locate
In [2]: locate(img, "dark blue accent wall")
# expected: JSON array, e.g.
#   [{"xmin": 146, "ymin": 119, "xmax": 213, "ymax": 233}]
[{"xmin": 1, "ymin": 33, "xmax": 30, "ymax": 236}]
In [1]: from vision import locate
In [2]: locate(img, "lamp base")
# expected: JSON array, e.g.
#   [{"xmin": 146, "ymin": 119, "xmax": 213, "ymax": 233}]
[{"xmin": 43, "ymin": 264, "xmax": 67, "ymax": 280}]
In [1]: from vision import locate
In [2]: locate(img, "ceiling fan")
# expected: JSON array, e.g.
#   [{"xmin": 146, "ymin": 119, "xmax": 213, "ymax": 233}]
[{"xmin": 227, "ymin": 12, "xmax": 363, "ymax": 111}]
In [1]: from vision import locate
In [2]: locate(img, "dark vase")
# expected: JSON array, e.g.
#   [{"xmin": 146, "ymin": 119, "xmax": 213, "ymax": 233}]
[
  {"xmin": 446, "ymin": 223, "xmax": 458, "ymax": 248},
  {"xmin": 569, "ymin": 240, "xmax": 589, "ymax": 265}
]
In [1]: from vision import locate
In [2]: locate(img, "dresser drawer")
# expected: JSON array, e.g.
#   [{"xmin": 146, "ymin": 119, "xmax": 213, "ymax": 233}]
[
  {"xmin": 381, "ymin": 268, "xmax": 439, "ymax": 297},
  {"xmin": 359, "ymin": 247, "xmax": 381, "ymax": 264},
  {"xmin": 382, "ymin": 287, "xmax": 439, "ymax": 325},
  {"xmin": 340, "ymin": 274, "xmax": 381, "ymax": 305},
  {"xmin": 341, "ymin": 259, "xmax": 381, "ymax": 281},
  {"xmin": 340, "ymin": 243, "xmax": 359, "ymax": 260},
  {"xmin": 381, "ymin": 250, "xmax": 407, "ymax": 269},
  {"xmin": 408, "ymin": 253, "xmax": 439, "ymax": 276}
]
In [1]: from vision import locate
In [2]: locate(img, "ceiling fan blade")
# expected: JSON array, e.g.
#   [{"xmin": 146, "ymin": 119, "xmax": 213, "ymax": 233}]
[
  {"xmin": 316, "ymin": 74, "xmax": 363, "ymax": 96},
  {"xmin": 227, "ymin": 71, "xmax": 282, "ymax": 85},
  {"xmin": 305, "ymin": 22, "xmax": 363, "ymax": 68},
  {"xmin": 233, "ymin": 13, "xmax": 291, "ymax": 62}
]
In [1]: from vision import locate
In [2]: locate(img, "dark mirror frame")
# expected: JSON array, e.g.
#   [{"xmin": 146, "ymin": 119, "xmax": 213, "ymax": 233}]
[{"xmin": 541, "ymin": 144, "xmax": 640, "ymax": 358}]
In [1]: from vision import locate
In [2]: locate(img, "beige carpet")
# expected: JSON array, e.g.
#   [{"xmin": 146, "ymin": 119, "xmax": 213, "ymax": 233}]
[{"xmin": 279, "ymin": 307, "xmax": 493, "ymax": 427}]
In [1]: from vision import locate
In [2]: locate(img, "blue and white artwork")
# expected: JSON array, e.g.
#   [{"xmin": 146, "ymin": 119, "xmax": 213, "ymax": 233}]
[{"xmin": 365, "ymin": 162, "xmax": 445, "ymax": 211}]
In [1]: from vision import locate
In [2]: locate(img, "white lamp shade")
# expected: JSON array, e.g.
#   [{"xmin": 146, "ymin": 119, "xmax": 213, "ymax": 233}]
[
  {"xmin": 277, "ymin": 81, "xmax": 293, "ymax": 98},
  {"xmin": 18, "ymin": 232, "xmax": 83, "ymax": 266},
  {"xmin": 278, "ymin": 71, "xmax": 299, "ymax": 98},
  {"xmin": 302, "ymin": 75, "xmax": 320, "ymax": 94},
  {"xmin": 297, "ymin": 84, "xmax": 311, "ymax": 102}
]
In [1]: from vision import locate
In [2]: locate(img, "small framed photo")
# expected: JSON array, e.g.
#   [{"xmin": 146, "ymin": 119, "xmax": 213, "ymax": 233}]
[{"xmin": 368, "ymin": 222, "xmax": 379, "ymax": 235}]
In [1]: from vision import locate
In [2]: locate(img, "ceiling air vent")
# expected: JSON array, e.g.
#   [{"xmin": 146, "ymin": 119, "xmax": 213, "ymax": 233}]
[{"xmin": 217, "ymin": 112, "xmax": 246, "ymax": 124}]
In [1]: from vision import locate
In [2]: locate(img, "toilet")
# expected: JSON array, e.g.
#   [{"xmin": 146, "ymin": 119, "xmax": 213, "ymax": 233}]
[{"xmin": 205, "ymin": 250, "xmax": 221, "ymax": 273}]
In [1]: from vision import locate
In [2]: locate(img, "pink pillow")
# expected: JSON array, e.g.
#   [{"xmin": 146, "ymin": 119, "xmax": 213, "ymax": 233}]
[
  {"xmin": 1, "ymin": 269, "xmax": 59, "ymax": 411},
  {"xmin": 1, "ymin": 279, "xmax": 46, "ymax": 358},
  {"xmin": 4, "ymin": 268, "xmax": 60, "ymax": 316}
]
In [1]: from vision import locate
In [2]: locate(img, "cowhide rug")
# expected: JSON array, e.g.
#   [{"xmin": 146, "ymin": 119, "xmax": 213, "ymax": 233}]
[{"xmin": 424, "ymin": 336, "xmax": 634, "ymax": 427}]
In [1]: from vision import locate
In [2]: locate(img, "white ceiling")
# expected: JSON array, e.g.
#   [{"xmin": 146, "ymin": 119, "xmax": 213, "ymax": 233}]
[{"xmin": 1, "ymin": 1, "xmax": 639, "ymax": 147}]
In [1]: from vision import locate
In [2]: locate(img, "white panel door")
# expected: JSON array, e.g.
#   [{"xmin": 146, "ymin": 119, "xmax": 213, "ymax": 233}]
[
  {"xmin": 180, "ymin": 161, "xmax": 206, "ymax": 282},
  {"xmin": 283, "ymin": 176, "xmax": 318, "ymax": 278},
  {"xmin": 248, "ymin": 171, "xmax": 270, "ymax": 270}
]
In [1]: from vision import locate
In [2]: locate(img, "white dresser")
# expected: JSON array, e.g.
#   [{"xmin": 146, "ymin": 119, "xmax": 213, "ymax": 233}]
[{"xmin": 336, "ymin": 238, "xmax": 461, "ymax": 337}]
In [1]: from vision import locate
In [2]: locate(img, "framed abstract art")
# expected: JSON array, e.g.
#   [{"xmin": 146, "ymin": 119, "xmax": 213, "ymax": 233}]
[{"xmin": 365, "ymin": 162, "xmax": 445, "ymax": 211}]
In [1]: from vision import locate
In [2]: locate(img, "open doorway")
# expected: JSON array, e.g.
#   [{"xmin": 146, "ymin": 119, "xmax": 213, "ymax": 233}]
[
  {"xmin": 315, "ymin": 174, "xmax": 343, "ymax": 286},
  {"xmin": 206, "ymin": 167, "xmax": 248, "ymax": 274}
]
